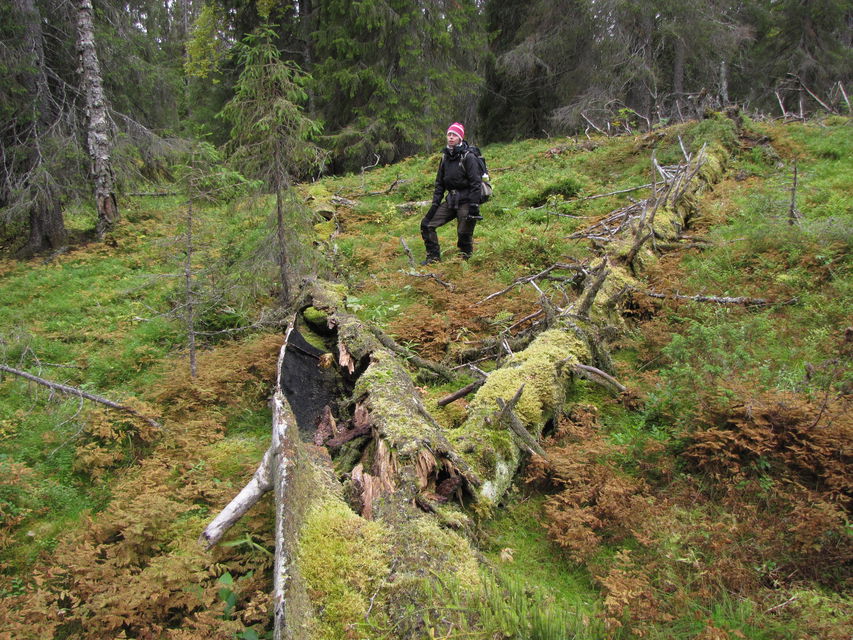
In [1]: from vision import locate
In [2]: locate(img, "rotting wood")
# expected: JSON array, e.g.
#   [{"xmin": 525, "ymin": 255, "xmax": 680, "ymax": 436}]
[
  {"xmin": 0, "ymin": 364, "xmax": 161, "ymax": 429},
  {"xmin": 628, "ymin": 287, "xmax": 796, "ymax": 307}
]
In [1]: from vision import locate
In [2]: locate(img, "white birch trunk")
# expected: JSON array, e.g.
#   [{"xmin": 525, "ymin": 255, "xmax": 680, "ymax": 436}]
[{"xmin": 76, "ymin": 0, "xmax": 118, "ymax": 237}]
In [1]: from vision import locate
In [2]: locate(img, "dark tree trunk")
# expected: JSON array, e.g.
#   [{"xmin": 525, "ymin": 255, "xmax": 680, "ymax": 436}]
[
  {"xmin": 14, "ymin": 0, "xmax": 67, "ymax": 255},
  {"xmin": 673, "ymin": 37, "xmax": 685, "ymax": 98}
]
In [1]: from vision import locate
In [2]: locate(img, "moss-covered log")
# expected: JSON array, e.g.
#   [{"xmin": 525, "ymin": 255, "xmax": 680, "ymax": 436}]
[{"xmin": 203, "ymin": 116, "xmax": 740, "ymax": 637}]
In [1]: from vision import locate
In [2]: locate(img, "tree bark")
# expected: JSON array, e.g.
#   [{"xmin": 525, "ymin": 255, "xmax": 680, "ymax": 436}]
[
  {"xmin": 13, "ymin": 0, "xmax": 67, "ymax": 255},
  {"xmin": 76, "ymin": 0, "xmax": 119, "ymax": 237}
]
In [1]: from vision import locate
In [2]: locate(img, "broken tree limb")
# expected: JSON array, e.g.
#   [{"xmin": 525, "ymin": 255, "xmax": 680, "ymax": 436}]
[
  {"xmin": 495, "ymin": 386, "xmax": 547, "ymax": 458},
  {"xmin": 628, "ymin": 287, "xmax": 796, "ymax": 307},
  {"xmin": 577, "ymin": 258, "xmax": 610, "ymax": 319},
  {"xmin": 400, "ymin": 236, "xmax": 416, "ymax": 267},
  {"xmin": 437, "ymin": 377, "xmax": 486, "ymax": 407},
  {"xmin": 199, "ymin": 330, "xmax": 295, "ymax": 549},
  {"xmin": 565, "ymin": 183, "xmax": 653, "ymax": 204},
  {"xmin": 477, "ymin": 262, "xmax": 587, "ymax": 305},
  {"xmin": 0, "ymin": 364, "xmax": 162, "ymax": 429},
  {"xmin": 403, "ymin": 268, "xmax": 455, "ymax": 290},
  {"xmin": 199, "ymin": 447, "xmax": 274, "ymax": 548},
  {"xmin": 572, "ymin": 364, "xmax": 626, "ymax": 394}
]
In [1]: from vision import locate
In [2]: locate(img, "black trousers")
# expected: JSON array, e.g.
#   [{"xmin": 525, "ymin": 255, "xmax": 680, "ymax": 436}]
[{"xmin": 420, "ymin": 202, "xmax": 477, "ymax": 259}]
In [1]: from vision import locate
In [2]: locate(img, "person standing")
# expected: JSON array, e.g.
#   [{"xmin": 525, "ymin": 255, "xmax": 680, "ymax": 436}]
[{"xmin": 420, "ymin": 122, "xmax": 483, "ymax": 264}]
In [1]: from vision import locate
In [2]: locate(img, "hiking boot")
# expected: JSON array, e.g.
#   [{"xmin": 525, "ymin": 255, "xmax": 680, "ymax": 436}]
[{"xmin": 420, "ymin": 256, "xmax": 440, "ymax": 265}]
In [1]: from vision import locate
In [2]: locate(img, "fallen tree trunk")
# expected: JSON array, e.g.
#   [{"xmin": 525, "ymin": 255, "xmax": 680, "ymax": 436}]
[{"xmin": 198, "ymin": 121, "xmax": 741, "ymax": 633}]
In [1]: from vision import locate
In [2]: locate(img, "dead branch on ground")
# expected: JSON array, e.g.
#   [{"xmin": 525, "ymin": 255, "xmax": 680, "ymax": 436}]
[
  {"xmin": 403, "ymin": 269, "xmax": 455, "ymax": 290},
  {"xmin": 0, "ymin": 364, "xmax": 162, "ymax": 429},
  {"xmin": 437, "ymin": 377, "xmax": 487, "ymax": 406},
  {"xmin": 369, "ymin": 326, "xmax": 456, "ymax": 381},
  {"xmin": 477, "ymin": 262, "xmax": 587, "ymax": 305},
  {"xmin": 628, "ymin": 287, "xmax": 796, "ymax": 307},
  {"xmin": 571, "ymin": 363, "xmax": 626, "ymax": 394}
]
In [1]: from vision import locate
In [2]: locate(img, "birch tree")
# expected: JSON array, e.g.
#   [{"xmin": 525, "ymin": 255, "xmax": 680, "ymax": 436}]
[{"xmin": 76, "ymin": 0, "xmax": 119, "ymax": 237}]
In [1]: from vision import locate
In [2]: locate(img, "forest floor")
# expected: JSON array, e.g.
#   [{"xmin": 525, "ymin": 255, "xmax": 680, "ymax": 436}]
[{"xmin": 0, "ymin": 113, "xmax": 850, "ymax": 639}]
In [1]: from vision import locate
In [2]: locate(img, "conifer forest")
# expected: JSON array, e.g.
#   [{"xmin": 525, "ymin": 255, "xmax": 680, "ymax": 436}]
[{"xmin": 0, "ymin": 1, "xmax": 851, "ymax": 639}]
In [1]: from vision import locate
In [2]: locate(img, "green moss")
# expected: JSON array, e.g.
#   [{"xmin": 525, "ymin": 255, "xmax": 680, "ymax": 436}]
[
  {"xmin": 698, "ymin": 144, "xmax": 729, "ymax": 184},
  {"xmin": 297, "ymin": 497, "xmax": 391, "ymax": 640},
  {"xmin": 353, "ymin": 351, "xmax": 431, "ymax": 457},
  {"xmin": 452, "ymin": 328, "xmax": 591, "ymax": 502},
  {"xmin": 468, "ymin": 328, "xmax": 589, "ymax": 426}
]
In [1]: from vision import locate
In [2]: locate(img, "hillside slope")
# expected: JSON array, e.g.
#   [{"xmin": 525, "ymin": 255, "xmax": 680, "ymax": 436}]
[{"xmin": 0, "ymin": 113, "xmax": 850, "ymax": 639}]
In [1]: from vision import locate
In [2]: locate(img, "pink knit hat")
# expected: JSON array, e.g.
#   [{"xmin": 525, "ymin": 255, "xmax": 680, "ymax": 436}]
[{"xmin": 446, "ymin": 122, "xmax": 465, "ymax": 139}]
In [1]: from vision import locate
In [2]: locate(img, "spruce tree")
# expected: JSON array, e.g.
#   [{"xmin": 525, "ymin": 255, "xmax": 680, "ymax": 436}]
[
  {"xmin": 218, "ymin": 24, "xmax": 323, "ymax": 304},
  {"xmin": 309, "ymin": 0, "xmax": 484, "ymax": 171}
]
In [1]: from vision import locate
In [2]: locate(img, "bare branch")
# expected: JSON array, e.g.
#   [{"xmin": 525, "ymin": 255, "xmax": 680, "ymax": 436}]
[{"xmin": 0, "ymin": 364, "xmax": 161, "ymax": 429}]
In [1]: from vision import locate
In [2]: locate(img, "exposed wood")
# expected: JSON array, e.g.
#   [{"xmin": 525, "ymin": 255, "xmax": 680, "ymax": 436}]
[
  {"xmin": 581, "ymin": 112, "xmax": 606, "ymax": 135},
  {"xmin": 199, "ymin": 447, "xmax": 274, "ymax": 548},
  {"xmin": 0, "ymin": 364, "xmax": 161, "ymax": 429},
  {"xmin": 797, "ymin": 77, "xmax": 836, "ymax": 114}
]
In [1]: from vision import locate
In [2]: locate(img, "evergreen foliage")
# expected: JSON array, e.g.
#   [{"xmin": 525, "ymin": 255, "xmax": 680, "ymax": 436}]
[{"xmin": 309, "ymin": 0, "xmax": 485, "ymax": 170}]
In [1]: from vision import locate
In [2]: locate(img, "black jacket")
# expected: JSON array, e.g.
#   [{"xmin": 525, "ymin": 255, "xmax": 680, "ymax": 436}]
[{"xmin": 431, "ymin": 141, "xmax": 483, "ymax": 208}]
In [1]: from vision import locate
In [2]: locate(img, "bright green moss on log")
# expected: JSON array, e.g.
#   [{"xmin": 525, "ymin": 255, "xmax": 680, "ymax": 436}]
[
  {"xmin": 451, "ymin": 327, "xmax": 591, "ymax": 503},
  {"xmin": 296, "ymin": 497, "xmax": 392, "ymax": 639}
]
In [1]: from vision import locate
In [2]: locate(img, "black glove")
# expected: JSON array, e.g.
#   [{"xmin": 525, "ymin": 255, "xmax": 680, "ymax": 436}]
[{"xmin": 468, "ymin": 204, "xmax": 482, "ymax": 221}]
